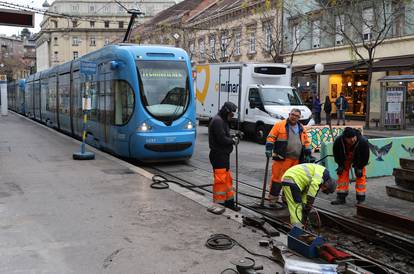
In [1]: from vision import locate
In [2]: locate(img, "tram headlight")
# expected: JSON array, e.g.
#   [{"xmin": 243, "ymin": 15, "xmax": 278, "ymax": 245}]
[
  {"xmin": 184, "ymin": 121, "xmax": 194, "ymax": 130},
  {"xmin": 137, "ymin": 122, "xmax": 152, "ymax": 132}
]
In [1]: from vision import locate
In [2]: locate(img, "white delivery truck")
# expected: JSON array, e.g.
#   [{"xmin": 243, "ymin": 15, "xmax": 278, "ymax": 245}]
[{"xmin": 195, "ymin": 63, "xmax": 314, "ymax": 144}]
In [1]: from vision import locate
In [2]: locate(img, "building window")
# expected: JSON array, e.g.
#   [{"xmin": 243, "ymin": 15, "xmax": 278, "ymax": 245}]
[
  {"xmin": 51, "ymin": 20, "xmax": 58, "ymax": 28},
  {"xmin": 209, "ymin": 36, "xmax": 216, "ymax": 60},
  {"xmin": 90, "ymin": 36, "xmax": 96, "ymax": 46},
  {"xmin": 72, "ymin": 20, "xmax": 78, "ymax": 28},
  {"xmin": 199, "ymin": 38, "xmax": 205, "ymax": 60},
  {"xmin": 118, "ymin": 6, "xmax": 124, "ymax": 13},
  {"xmin": 362, "ymin": 8, "xmax": 373, "ymax": 41},
  {"xmin": 89, "ymin": 5, "xmax": 95, "ymax": 12},
  {"xmin": 234, "ymin": 31, "xmax": 241, "ymax": 56},
  {"xmin": 189, "ymin": 41, "xmax": 195, "ymax": 58},
  {"xmin": 53, "ymin": 37, "xmax": 58, "ymax": 46},
  {"xmin": 312, "ymin": 20, "xmax": 320, "ymax": 48},
  {"xmin": 90, "ymin": 21, "xmax": 95, "ymax": 28},
  {"xmin": 54, "ymin": 6, "xmax": 58, "ymax": 12},
  {"xmin": 72, "ymin": 36, "xmax": 80, "ymax": 46},
  {"xmin": 73, "ymin": 51, "xmax": 79, "ymax": 60},
  {"xmin": 104, "ymin": 6, "xmax": 109, "ymax": 13},
  {"xmin": 292, "ymin": 23, "xmax": 300, "ymax": 50},
  {"xmin": 72, "ymin": 5, "xmax": 79, "ymax": 12},
  {"xmin": 104, "ymin": 37, "xmax": 110, "ymax": 45},
  {"xmin": 335, "ymin": 15, "xmax": 344, "ymax": 45},
  {"xmin": 104, "ymin": 21, "xmax": 110, "ymax": 28},
  {"xmin": 119, "ymin": 21, "xmax": 124, "ymax": 29},
  {"xmin": 53, "ymin": 51, "xmax": 58, "ymax": 62},
  {"xmin": 248, "ymin": 30, "xmax": 256, "ymax": 54},
  {"xmin": 220, "ymin": 32, "xmax": 230, "ymax": 58},
  {"xmin": 263, "ymin": 22, "xmax": 272, "ymax": 52}
]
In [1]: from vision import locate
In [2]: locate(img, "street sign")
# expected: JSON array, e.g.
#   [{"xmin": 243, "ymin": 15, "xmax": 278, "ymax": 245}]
[
  {"xmin": 0, "ymin": 8, "xmax": 34, "ymax": 28},
  {"xmin": 80, "ymin": 61, "xmax": 97, "ymax": 75}
]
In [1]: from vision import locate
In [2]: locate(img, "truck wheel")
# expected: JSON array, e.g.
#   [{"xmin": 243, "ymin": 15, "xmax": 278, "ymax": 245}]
[{"xmin": 255, "ymin": 125, "xmax": 267, "ymax": 145}]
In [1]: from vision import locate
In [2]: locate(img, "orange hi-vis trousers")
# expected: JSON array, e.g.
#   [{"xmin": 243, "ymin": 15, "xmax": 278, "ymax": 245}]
[
  {"xmin": 213, "ymin": 168, "xmax": 234, "ymax": 203},
  {"xmin": 336, "ymin": 162, "xmax": 366, "ymax": 197},
  {"xmin": 270, "ymin": 158, "xmax": 300, "ymax": 195}
]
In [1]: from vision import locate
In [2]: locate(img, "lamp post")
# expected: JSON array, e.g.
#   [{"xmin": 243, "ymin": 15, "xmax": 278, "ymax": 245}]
[{"xmin": 314, "ymin": 63, "xmax": 324, "ymax": 99}]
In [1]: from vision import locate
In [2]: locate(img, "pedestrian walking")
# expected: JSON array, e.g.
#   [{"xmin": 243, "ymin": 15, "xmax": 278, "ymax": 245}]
[
  {"xmin": 331, "ymin": 127, "xmax": 370, "ymax": 205},
  {"xmin": 265, "ymin": 108, "xmax": 312, "ymax": 206},
  {"xmin": 281, "ymin": 163, "xmax": 336, "ymax": 227},
  {"xmin": 208, "ymin": 102, "xmax": 240, "ymax": 211},
  {"xmin": 312, "ymin": 96, "xmax": 322, "ymax": 125},
  {"xmin": 323, "ymin": 96, "xmax": 332, "ymax": 125},
  {"xmin": 335, "ymin": 92, "xmax": 348, "ymax": 126}
]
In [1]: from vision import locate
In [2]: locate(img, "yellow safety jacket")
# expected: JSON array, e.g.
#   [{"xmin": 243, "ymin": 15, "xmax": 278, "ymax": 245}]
[{"xmin": 282, "ymin": 163, "xmax": 326, "ymax": 197}]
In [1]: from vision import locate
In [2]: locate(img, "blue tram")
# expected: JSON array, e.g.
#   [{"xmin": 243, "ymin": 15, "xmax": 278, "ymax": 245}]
[{"xmin": 12, "ymin": 45, "xmax": 196, "ymax": 161}]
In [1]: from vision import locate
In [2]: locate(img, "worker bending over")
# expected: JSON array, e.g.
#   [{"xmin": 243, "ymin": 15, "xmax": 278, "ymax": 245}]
[
  {"xmin": 281, "ymin": 163, "xmax": 336, "ymax": 226},
  {"xmin": 265, "ymin": 108, "xmax": 312, "ymax": 205},
  {"xmin": 331, "ymin": 127, "xmax": 370, "ymax": 205}
]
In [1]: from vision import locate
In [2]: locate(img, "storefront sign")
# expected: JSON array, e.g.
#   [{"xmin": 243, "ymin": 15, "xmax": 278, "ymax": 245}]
[{"xmin": 386, "ymin": 89, "xmax": 403, "ymax": 102}]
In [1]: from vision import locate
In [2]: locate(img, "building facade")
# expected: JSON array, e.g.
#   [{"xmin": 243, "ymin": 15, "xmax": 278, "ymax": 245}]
[
  {"xmin": 0, "ymin": 35, "xmax": 33, "ymax": 80},
  {"xmin": 35, "ymin": 0, "xmax": 177, "ymax": 71}
]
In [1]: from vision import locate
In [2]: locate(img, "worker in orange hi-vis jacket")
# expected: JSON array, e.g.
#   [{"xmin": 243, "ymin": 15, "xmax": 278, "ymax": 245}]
[{"xmin": 265, "ymin": 108, "xmax": 312, "ymax": 206}]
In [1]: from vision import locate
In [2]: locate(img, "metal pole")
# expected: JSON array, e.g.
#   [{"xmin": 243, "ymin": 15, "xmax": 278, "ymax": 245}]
[
  {"xmin": 260, "ymin": 156, "xmax": 270, "ymax": 207},
  {"xmin": 235, "ymin": 142, "xmax": 239, "ymax": 207}
]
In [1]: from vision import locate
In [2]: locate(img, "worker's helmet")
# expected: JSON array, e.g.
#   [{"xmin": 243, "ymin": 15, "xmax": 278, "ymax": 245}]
[{"xmin": 322, "ymin": 169, "xmax": 337, "ymax": 194}]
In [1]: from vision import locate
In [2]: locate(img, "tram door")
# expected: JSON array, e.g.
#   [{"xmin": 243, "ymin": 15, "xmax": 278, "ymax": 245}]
[{"xmin": 97, "ymin": 72, "xmax": 113, "ymax": 149}]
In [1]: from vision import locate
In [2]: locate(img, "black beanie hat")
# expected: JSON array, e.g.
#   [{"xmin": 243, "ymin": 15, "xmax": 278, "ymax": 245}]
[{"xmin": 343, "ymin": 127, "xmax": 356, "ymax": 138}]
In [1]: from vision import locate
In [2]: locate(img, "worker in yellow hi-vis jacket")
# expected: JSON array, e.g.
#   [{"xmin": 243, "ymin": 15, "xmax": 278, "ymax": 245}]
[{"xmin": 281, "ymin": 163, "xmax": 337, "ymax": 226}]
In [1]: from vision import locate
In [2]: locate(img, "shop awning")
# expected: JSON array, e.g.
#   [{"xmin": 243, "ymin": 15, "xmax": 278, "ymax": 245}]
[
  {"xmin": 293, "ymin": 60, "xmax": 364, "ymax": 75},
  {"xmin": 378, "ymin": 74, "xmax": 414, "ymax": 82},
  {"xmin": 373, "ymin": 54, "xmax": 414, "ymax": 71}
]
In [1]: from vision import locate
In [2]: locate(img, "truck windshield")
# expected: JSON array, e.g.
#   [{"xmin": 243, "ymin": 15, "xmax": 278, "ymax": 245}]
[
  {"xmin": 260, "ymin": 88, "xmax": 303, "ymax": 106},
  {"xmin": 136, "ymin": 60, "xmax": 189, "ymax": 122}
]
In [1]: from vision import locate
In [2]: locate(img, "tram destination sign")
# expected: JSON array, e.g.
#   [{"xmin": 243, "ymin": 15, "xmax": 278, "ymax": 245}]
[
  {"xmin": 0, "ymin": 9, "xmax": 34, "ymax": 27},
  {"xmin": 80, "ymin": 61, "xmax": 97, "ymax": 75}
]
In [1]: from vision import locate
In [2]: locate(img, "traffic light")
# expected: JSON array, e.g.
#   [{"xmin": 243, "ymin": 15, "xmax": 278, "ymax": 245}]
[{"xmin": 0, "ymin": 8, "xmax": 34, "ymax": 28}]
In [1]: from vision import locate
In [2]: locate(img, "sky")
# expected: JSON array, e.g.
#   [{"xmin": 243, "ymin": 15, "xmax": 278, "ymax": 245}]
[{"xmin": 0, "ymin": 0, "xmax": 49, "ymax": 37}]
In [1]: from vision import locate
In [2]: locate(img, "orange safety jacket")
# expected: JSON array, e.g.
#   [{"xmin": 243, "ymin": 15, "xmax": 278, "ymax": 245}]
[{"xmin": 266, "ymin": 120, "xmax": 311, "ymax": 162}]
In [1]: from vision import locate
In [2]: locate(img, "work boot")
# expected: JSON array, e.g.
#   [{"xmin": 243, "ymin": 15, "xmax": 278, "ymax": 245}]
[
  {"xmin": 356, "ymin": 195, "xmax": 365, "ymax": 205},
  {"xmin": 224, "ymin": 199, "xmax": 241, "ymax": 211},
  {"xmin": 331, "ymin": 193, "xmax": 346, "ymax": 205}
]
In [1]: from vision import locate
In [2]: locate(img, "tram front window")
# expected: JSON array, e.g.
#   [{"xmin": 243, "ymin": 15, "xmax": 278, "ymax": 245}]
[{"xmin": 136, "ymin": 60, "xmax": 189, "ymax": 123}]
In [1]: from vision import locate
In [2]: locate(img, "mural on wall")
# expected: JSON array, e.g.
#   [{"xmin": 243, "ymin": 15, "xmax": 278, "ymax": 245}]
[
  {"xmin": 402, "ymin": 144, "xmax": 414, "ymax": 157},
  {"xmin": 368, "ymin": 142, "xmax": 393, "ymax": 161},
  {"xmin": 305, "ymin": 126, "xmax": 363, "ymax": 150},
  {"xmin": 321, "ymin": 136, "xmax": 414, "ymax": 180}
]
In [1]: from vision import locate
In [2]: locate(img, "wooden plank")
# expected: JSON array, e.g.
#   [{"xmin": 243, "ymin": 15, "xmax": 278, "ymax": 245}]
[
  {"xmin": 356, "ymin": 204, "xmax": 414, "ymax": 235},
  {"xmin": 386, "ymin": 185, "xmax": 414, "ymax": 202},
  {"xmin": 393, "ymin": 168, "xmax": 414, "ymax": 190},
  {"xmin": 400, "ymin": 158, "xmax": 414, "ymax": 171}
]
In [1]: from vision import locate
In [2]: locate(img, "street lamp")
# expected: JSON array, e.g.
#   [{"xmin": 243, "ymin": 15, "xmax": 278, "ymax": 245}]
[{"xmin": 314, "ymin": 63, "xmax": 324, "ymax": 98}]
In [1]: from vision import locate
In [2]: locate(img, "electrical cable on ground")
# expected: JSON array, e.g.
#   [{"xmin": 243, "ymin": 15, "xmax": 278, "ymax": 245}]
[
  {"xmin": 205, "ymin": 234, "xmax": 279, "ymax": 263},
  {"xmin": 150, "ymin": 174, "xmax": 267, "ymax": 200}
]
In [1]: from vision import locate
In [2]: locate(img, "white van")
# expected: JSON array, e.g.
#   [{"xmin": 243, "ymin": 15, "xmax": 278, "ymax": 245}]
[{"xmin": 195, "ymin": 63, "xmax": 314, "ymax": 144}]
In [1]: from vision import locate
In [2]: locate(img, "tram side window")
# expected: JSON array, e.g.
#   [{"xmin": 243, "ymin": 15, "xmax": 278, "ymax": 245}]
[
  {"xmin": 89, "ymin": 81, "xmax": 98, "ymax": 121},
  {"xmin": 113, "ymin": 80, "xmax": 134, "ymax": 125},
  {"xmin": 105, "ymin": 79, "xmax": 114, "ymax": 125},
  {"xmin": 59, "ymin": 74, "xmax": 70, "ymax": 115},
  {"xmin": 47, "ymin": 76, "xmax": 57, "ymax": 112}
]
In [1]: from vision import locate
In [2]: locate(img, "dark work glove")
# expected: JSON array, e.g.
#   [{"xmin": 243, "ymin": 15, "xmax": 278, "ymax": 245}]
[
  {"xmin": 336, "ymin": 166, "xmax": 344, "ymax": 176},
  {"xmin": 355, "ymin": 168, "xmax": 363, "ymax": 178},
  {"xmin": 302, "ymin": 206, "xmax": 310, "ymax": 224}
]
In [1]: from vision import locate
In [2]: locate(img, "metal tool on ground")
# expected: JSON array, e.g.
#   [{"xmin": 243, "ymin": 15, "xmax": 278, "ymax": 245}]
[
  {"xmin": 242, "ymin": 216, "xmax": 280, "ymax": 237},
  {"xmin": 226, "ymin": 257, "xmax": 264, "ymax": 274}
]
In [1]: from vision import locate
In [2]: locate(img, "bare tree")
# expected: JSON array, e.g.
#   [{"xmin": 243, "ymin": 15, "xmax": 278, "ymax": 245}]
[{"xmin": 315, "ymin": 0, "xmax": 407, "ymax": 128}]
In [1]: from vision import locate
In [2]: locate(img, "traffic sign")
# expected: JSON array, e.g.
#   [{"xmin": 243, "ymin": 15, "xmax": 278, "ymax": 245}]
[{"xmin": 80, "ymin": 61, "xmax": 97, "ymax": 75}]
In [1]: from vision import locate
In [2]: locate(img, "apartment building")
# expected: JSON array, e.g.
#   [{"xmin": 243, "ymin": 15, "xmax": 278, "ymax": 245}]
[{"xmin": 35, "ymin": 0, "xmax": 177, "ymax": 71}]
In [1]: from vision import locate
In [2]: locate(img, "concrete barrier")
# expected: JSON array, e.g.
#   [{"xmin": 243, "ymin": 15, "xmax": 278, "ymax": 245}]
[{"xmin": 321, "ymin": 135, "xmax": 414, "ymax": 179}]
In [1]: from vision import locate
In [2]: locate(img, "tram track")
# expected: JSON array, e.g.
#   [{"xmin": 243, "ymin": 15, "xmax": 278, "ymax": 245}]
[{"xmin": 142, "ymin": 162, "xmax": 414, "ymax": 274}]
